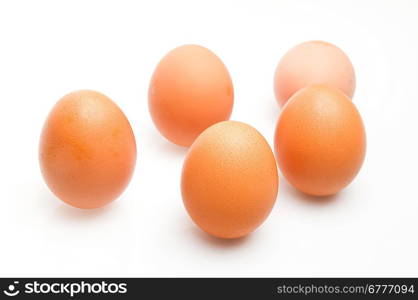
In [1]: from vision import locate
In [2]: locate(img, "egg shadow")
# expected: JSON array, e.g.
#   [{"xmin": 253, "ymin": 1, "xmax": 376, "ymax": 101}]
[
  {"xmin": 54, "ymin": 203, "xmax": 114, "ymax": 222},
  {"xmin": 281, "ymin": 177, "xmax": 339, "ymax": 206},
  {"xmin": 49, "ymin": 194, "xmax": 117, "ymax": 223},
  {"xmin": 36, "ymin": 186, "xmax": 114, "ymax": 223},
  {"xmin": 159, "ymin": 138, "xmax": 188, "ymax": 157},
  {"xmin": 190, "ymin": 226, "xmax": 251, "ymax": 249},
  {"xmin": 263, "ymin": 96, "xmax": 281, "ymax": 138},
  {"xmin": 38, "ymin": 186, "xmax": 61, "ymax": 206},
  {"xmin": 268, "ymin": 97, "xmax": 281, "ymax": 119},
  {"xmin": 146, "ymin": 126, "xmax": 188, "ymax": 158}
]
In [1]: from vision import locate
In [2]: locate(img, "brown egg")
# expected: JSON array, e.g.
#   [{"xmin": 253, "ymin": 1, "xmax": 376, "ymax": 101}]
[
  {"xmin": 274, "ymin": 84, "xmax": 366, "ymax": 196},
  {"xmin": 148, "ymin": 44, "xmax": 234, "ymax": 147},
  {"xmin": 274, "ymin": 41, "xmax": 355, "ymax": 106},
  {"xmin": 39, "ymin": 90, "xmax": 137, "ymax": 209},
  {"xmin": 181, "ymin": 121, "xmax": 278, "ymax": 239}
]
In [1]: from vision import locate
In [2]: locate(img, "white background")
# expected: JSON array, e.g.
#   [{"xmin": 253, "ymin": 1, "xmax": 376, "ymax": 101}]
[{"xmin": 0, "ymin": 0, "xmax": 417, "ymax": 277}]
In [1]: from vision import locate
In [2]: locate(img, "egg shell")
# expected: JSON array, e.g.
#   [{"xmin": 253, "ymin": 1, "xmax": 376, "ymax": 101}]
[
  {"xmin": 274, "ymin": 84, "xmax": 366, "ymax": 196},
  {"xmin": 39, "ymin": 90, "xmax": 137, "ymax": 209},
  {"xmin": 274, "ymin": 41, "xmax": 355, "ymax": 106},
  {"xmin": 181, "ymin": 121, "xmax": 278, "ymax": 239},
  {"xmin": 149, "ymin": 44, "xmax": 234, "ymax": 147}
]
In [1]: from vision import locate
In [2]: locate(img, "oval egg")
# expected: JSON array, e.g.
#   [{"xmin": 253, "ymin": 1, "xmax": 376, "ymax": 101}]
[
  {"xmin": 149, "ymin": 44, "xmax": 234, "ymax": 147},
  {"xmin": 39, "ymin": 90, "xmax": 137, "ymax": 209},
  {"xmin": 274, "ymin": 40, "xmax": 355, "ymax": 106},
  {"xmin": 181, "ymin": 121, "xmax": 278, "ymax": 239},
  {"xmin": 274, "ymin": 84, "xmax": 366, "ymax": 196}
]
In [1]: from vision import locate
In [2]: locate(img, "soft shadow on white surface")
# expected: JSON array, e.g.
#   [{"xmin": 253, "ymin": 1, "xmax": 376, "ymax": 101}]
[
  {"xmin": 37, "ymin": 186, "xmax": 59, "ymax": 207},
  {"xmin": 38, "ymin": 187, "xmax": 117, "ymax": 222},
  {"xmin": 159, "ymin": 138, "xmax": 188, "ymax": 157},
  {"xmin": 267, "ymin": 96, "xmax": 281, "ymax": 121},
  {"xmin": 280, "ymin": 177, "xmax": 339, "ymax": 206},
  {"xmin": 189, "ymin": 226, "xmax": 252, "ymax": 248},
  {"xmin": 146, "ymin": 126, "xmax": 188, "ymax": 158},
  {"xmin": 266, "ymin": 98, "xmax": 281, "ymax": 135},
  {"xmin": 54, "ymin": 203, "xmax": 115, "ymax": 222}
]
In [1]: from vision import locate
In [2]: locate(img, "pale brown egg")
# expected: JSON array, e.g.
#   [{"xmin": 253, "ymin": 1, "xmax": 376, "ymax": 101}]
[
  {"xmin": 275, "ymin": 84, "xmax": 366, "ymax": 196},
  {"xmin": 274, "ymin": 41, "xmax": 355, "ymax": 106},
  {"xmin": 149, "ymin": 44, "xmax": 234, "ymax": 147},
  {"xmin": 181, "ymin": 121, "xmax": 278, "ymax": 239},
  {"xmin": 39, "ymin": 90, "xmax": 137, "ymax": 209}
]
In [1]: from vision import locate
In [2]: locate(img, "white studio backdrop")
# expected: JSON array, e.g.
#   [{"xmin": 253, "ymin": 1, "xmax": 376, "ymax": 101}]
[{"xmin": 0, "ymin": 0, "xmax": 417, "ymax": 277}]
